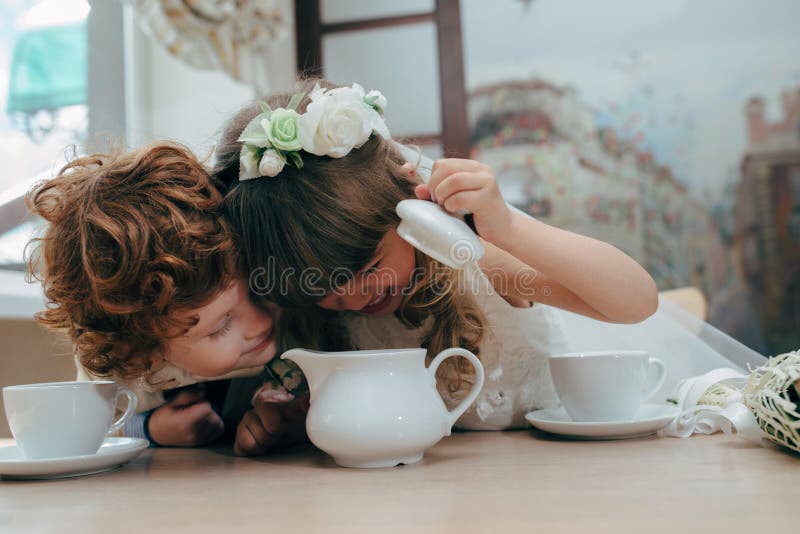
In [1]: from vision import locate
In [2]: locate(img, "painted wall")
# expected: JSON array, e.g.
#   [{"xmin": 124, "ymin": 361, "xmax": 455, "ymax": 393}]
[{"xmin": 461, "ymin": 0, "xmax": 800, "ymax": 355}]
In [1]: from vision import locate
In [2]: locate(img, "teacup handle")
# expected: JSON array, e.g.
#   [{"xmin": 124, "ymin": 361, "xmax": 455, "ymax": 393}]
[
  {"xmin": 642, "ymin": 357, "xmax": 667, "ymax": 401},
  {"xmin": 427, "ymin": 348, "xmax": 485, "ymax": 432},
  {"xmin": 108, "ymin": 386, "xmax": 138, "ymax": 435}
]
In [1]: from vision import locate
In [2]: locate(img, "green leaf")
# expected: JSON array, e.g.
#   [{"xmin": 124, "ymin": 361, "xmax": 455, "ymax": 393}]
[
  {"xmin": 288, "ymin": 151, "xmax": 304, "ymax": 169},
  {"xmin": 259, "ymin": 101, "xmax": 272, "ymax": 114},
  {"xmin": 364, "ymin": 95, "xmax": 384, "ymax": 114},
  {"xmin": 287, "ymin": 92, "xmax": 306, "ymax": 111},
  {"xmin": 237, "ymin": 111, "xmax": 273, "ymax": 147}
]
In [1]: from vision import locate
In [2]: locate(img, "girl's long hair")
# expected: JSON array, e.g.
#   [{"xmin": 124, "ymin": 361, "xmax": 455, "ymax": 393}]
[{"xmin": 214, "ymin": 79, "xmax": 485, "ymax": 389}]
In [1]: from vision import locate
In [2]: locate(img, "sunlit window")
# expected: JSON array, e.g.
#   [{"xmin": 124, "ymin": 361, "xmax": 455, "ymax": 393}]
[{"xmin": 0, "ymin": 0, "xmax": 89, "ymax": 266}]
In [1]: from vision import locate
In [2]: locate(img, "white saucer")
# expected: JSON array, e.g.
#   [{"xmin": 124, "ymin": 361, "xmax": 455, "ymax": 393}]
[
  {"xmin": 0, "ymin": 437, "xmax": 148, "ymax": 480},
  {"xmin": 525, "ymin": 403, "xmax": 680, "ymax": 440}
]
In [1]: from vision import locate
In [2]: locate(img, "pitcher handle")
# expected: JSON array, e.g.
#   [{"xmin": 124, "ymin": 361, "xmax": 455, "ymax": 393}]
[
  {"xmin": 427, "ymin": 348, "xmax": 485, "ymax": 433},
  {"xmin": 108, "ymin": 386, "xmax": 138, "ymax": 435}
]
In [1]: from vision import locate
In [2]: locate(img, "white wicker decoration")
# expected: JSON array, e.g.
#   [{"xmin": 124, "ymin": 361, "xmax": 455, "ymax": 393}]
[
  {"xmin": 133, "ymin": 0, "xmax": 290, "ymax": 91},
  {"xmin": 742, "ymin": 351, "xmax": 800, "ymax": 454}
]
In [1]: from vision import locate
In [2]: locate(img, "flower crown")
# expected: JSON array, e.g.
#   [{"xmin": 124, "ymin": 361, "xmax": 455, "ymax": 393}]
[{"xmin": 238, "ymin": 83, "xmax": 390, "ymax": 180}]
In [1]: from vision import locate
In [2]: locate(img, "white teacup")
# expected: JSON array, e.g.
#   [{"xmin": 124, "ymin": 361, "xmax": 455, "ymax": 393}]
[
  {"xmin": 549, "ymin": 351, "xmax": 666, "ymax": 422},
  {"xmin": 3, "ymin": 381, "xmax": 138, "ymax": 459}
]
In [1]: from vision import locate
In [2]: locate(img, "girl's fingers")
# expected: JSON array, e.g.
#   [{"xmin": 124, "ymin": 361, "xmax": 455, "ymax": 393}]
[
  {"xmin": 429, "ymin": 159, "xmax": 489, "ymax": 202},
  {"xmin": 234, "ymin": 412, "xmax": 265, "ymax": 455},
  {"xmin": 442, "ymin": 190, "xmax": 483, "ymax": 214},
  {"xmin": 245, "ymin": 405, "xmax": 285, "ymax": 450},
  {"xmin": 432, "ymin": 172, "xmax": 488, "ymax": 207},
  {"xmin": 253, "ymin": 383, "xmax": 294, "ymax": 404},
  {"xmin": 415, "ymin": 183, "xmax": 431, "ymax": 200}
]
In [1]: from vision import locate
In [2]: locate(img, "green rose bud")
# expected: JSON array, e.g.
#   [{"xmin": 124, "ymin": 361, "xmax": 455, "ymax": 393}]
[{"xmin": 265, "ymin": 108, "xmax": 302, "ymax": 152}]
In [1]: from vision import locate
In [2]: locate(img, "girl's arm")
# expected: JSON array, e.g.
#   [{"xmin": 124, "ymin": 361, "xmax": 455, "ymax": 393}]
[
  {"xmin": 478, "ymin": 241, "xmax": 622, "ymax": 321},
  {"xmin": 421, "ymin": 159, "xmax": 658, "ymax": 324}
]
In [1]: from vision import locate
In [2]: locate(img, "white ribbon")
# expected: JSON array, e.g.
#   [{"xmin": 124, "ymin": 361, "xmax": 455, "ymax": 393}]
[{"xmin": 659, "ymin": 367, "xmax": 766, "ymax": 443}]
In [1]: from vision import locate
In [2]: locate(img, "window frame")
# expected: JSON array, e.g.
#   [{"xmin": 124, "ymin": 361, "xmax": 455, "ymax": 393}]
[{"xmin": 294, "ymin": 0, "xmax": 469, "ymax": 157}]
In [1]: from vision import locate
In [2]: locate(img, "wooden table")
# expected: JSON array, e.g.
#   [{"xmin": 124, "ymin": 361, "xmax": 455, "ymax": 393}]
[{"xmin": 1, "ymin": 431, "xmax": 797, "ymax": 533}]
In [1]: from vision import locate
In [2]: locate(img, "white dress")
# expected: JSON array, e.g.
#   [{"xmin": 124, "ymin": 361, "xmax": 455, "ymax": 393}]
[{"xmin": 343, "ymin": 262, "xmax": 768, "ymax": 431}]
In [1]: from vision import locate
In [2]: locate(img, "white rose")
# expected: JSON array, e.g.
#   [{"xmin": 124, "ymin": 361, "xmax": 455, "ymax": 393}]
[
  {"xmin": 239, "ymin": 143, "xmax": 262, "ymax": 180},
  {"xmin": 350, "ymin": 84, "xmax": 389, "ymax": 138},
  {"xmin": 308, "ymin": 82, "xmax": 326, "ymax": 102},
  {"xmin": 368, "ymin": 108, "xmax": 390, "ymax": 140},
  {"xmin": 297, "ymin": 85, "xmax": 374, "ymax": 158},
  {"xmin": 258, "ymin": 149, "xmax": 286, "ymax": 177},
  {"xmin": 365, "ymin": 89, "xmax": 387, "ymax": 114}
]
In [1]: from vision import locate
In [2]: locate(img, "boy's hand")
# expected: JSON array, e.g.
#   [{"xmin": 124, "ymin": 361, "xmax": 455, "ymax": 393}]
[
  {"xmin": 415, "ymin": 158, "xmax": 512, "ymax": 244},
  {"xmin": 147, "ymin": 389, "xmax": 225, "ymax": 447},
  {"xmin": 234, "ymin": 389, "xmax": 309, "ymax": 456}
]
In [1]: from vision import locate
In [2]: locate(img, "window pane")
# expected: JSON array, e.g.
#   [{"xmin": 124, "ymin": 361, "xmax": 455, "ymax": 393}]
[
  {"xmin": 418, "ymin": 142, "xmax": 442, "ymax": 161},
  {"xmin": 321, "ymin": 0, "xmax": 433, "ymax": 24},
  {"xmin": 0, "ymin": 0, "xmax": 88, "ymax": 193},
  {"xmin": 0, "ymin": 0, "xmax": 89, "ymax": 267},
  {"xmin": 323, "ymin": 22, "xmax": 441, "ymax": 138},
  {"xmin": 461, "ymin": 0, "xmax": 800, "ymax": 353}
]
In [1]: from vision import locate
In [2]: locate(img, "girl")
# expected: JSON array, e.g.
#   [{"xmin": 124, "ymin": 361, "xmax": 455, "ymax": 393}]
[
  {"xmin": 27, "ymin": 142, "xmax": 306, "ymax": 453},
  {"xmin": 211, "ymin": 80, "xmax": 663, "ymax": 430}
]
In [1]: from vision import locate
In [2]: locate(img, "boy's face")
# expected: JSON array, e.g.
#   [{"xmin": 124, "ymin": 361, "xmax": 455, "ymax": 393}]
[
  {"xmin": 163, "ymin": 280, "xmax": 278, "ymax": 377},
  {"xmin": 316, "ymin": 228, "xmax": 416, "ymax": 317}
]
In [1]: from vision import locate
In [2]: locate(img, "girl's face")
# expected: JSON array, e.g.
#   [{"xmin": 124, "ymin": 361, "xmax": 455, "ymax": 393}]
[
  {"xmin": 163, "ymin": 279, "xmax": 278, "ymax": 377},
  {"xmin": 317, "ymin": 228, "xmax": 416, "ymax": 317}
]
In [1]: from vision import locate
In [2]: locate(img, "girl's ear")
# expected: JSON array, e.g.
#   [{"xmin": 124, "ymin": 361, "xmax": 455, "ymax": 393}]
[
  {"xmin": 398, "ymin": 162, "xmax": 425, "ymax": 189},
  {"xmin": 400, "ymin": 162, "xmax": 419, "ymax": 183}
]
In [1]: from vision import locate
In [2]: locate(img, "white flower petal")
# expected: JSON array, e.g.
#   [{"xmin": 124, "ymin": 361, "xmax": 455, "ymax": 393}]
[
  {"xmin": 239, "ymin": 144, "xmax": 262, "ymax": 180},
  {"xmin": 351, "ymin": 82, "xmax": 366, "ymax": 97},
  {"xmin": 365, "ymin": 90, "xmax": 388, "ymax": 113},
  {"xmin": 258, "ymin": 149, "xmax": 286, "ymax": 177},
  {"xmin": 292, "ymin": 84, "xmax": 393, "ymax": 159},
  {"xmin": 370, "ymin": 110, "xmax": 391, "ymax": 140},
  {"xmin": 238, "ymin": 111, "xmax": 272, "ymax": 148},
  {"xmin": 309, "ymin": 83, "xmax": 326, "ymax": 101},
  {"xmin": 297, "ymin": 99, "xmax": 327, "ymax": 156}
]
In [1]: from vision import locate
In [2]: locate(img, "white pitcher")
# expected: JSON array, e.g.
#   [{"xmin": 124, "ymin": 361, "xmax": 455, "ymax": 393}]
[{"xmin": 282, "ymin": 347, "xmax": 484, "ymax": 468}]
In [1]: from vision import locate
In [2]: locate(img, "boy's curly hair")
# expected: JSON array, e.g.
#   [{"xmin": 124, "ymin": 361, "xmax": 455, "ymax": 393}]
[{"xmin": 26, "ymin": 142, "xmax": 239, "ymax": 381}]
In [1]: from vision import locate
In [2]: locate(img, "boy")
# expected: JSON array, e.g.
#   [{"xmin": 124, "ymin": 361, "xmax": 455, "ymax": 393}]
[{"xmin": 27, "ymin": 142, "xmax": 305, "ymax": 454}]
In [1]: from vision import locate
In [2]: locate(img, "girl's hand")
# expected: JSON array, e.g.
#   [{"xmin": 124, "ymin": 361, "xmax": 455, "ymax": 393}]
[
  {"xmin": 233, "ymin": 389, "xmax": 309, "ymax": 456},
  {"xmin": 147, "ymin": 388, "xmax": 225, "ymax": 447},
  {"xmin": 415, "ymin": 158, "xmax": 512, "ymax": 244}
]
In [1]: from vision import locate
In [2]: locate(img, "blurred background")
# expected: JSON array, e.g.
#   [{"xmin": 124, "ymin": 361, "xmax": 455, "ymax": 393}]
[{"xmin": 0, "ymin": 0, "xmax": 798, "ymax": 435}]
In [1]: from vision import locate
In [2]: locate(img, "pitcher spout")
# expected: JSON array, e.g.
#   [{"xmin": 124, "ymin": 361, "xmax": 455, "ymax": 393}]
[{"xmin": 281, "ymin": 348, "xmax": 336, "ymax": 397}]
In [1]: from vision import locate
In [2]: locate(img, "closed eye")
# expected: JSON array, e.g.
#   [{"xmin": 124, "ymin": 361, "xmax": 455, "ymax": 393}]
[
  {"xmin": 208, "ymin": 313, "xmax": 233, "ymax": 340},
  {"xmin": 362, "ymin": 257, "xmax": 382, "ymax": 276}
]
